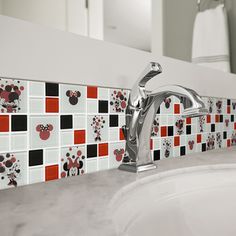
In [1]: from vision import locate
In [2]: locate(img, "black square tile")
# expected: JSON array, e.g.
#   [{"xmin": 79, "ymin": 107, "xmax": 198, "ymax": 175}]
[
  {"xmin": 211, "ymin": 124, "xmax": 215, "ymax": 132},
  {"xmin": 156, "ymin": 107, "xmax": 160, "ymax": 114},
  {"xmin": 223, "ymin": 131, "xmax": 227, "ymax": 139},
  {"xmin": 98, "ymin": 100, "xmax": 108, "ymax": 113},
  {"xmin": 202, "ymin": 143, "xmax": 206, "ymax": 152},
  {"xmin": 231, "ymin": 115, "xmax": 234, "ymax": 122},
  {"xmin": 180, "ymin": 146, "xmax": 186, "ymax": 156},
  {"xmin": 60, "ymin": 115, "xmax": 73, "ymax": 129},
  {"xmin": 46, "ymin": 83, "xmax": 59, "ymax": 96},
  {"xmin": 11, "ymin": 115, "xmax": 27, "ymax": 132},
  {"xmin": 29, "ymin": 149, "xmax": 43, "ymax": 166},
  {"xmin": 168, "ymin": 126, "xmax": 174, "ymax": 136},
  {"xmin": 87, "ymin": 144, "xmax": 97, "ymax": 158},
  {"xmin": 227, "ymin": 99, "xmax": 231, "ymax": 106},
  {"xmin": 153, "ymin": 150, "xmax": 160, "ymax": 161},
  {"xmin": 186, "ymin": 125, "xmax": 191, "ymax": 135},
  {"xmin": 109, "ymin": 115, "xmax": 119, "ymax": 127},
  {"xmin": 220, "ymin": 115, "xmax": 224, "ymax": 123}
]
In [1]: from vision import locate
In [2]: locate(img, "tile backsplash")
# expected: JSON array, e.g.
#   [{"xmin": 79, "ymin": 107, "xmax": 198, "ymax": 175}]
[{"xmin": 0, "ymin": 77, "xmax": 235, "ymax": 190}]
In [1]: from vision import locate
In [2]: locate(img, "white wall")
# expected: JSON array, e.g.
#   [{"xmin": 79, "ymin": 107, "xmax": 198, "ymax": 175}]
[
  {"xmin": 104, "ymin": 0, "xmax": 151, "ymax": 51},
  {"xmin": 0, "ymin": 0, "xmax": 3, "ymax": 14},
  {"xmin": 0, "ymin": 15, "xmax": 236, "ymax": 99},
  {"xmin": 2, "ymin": 0, "xmax": 66, "ymax": 31},
  {"xmin": 67, "ymin": 0, "xmax": 88, "ymax": 36}
]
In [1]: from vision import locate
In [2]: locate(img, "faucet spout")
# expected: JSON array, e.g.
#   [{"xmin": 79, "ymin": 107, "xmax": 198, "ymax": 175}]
[{"xmin": 119, "ymin": 62, "xmax": 208, "ymax": 173}]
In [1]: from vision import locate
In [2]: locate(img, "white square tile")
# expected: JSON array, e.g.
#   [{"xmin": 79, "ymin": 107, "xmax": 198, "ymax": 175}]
[
  {"xmin": 119, "ymin": 115, "xmax": 126, "ymax": 127},
  {"xmin": 29, "ymin": 98, "xmax": 44, "ymax": 114},
  {"xmin": 45, "ymin": 148, "xmax": 59, "ymax": 165},
  {"xmin": 61, "ymin": 131, "xmax": 73, "ymax": 146},
  {"xmin": 109, "ymin": 128, "xmax": 119, "ymax": 141},
  {"xmin": 0, "ymin": 78, "xmax": 27, "ymax": 113},
  {"xmin": 109, "ymin": 142, "xmax": 125, "ymax": 169},
  {"xmin": 87, "ymin": 100, "xmax": 98, "ymax": 113},
  {"xmin": 29, "ymin": 167, "xmax": 44, "ymax": 184},
  {"xmin": 98, "ymin": 158, "xmax": 109, "ymax": 171},
  {"xmin": 0, "ymin": 152, "xmax": 27, "ymax": 189},
  {"xmin": 74, "ymin": 115, "xmax": 86, "ymax": 129},
  {"xmin": 30, "ymin": 116, "xmax": 59, "ymax": 149},
  {"xmin": 86, "ymin": 159, "xmax": 98, "ymax": 173},
  {"xmin": 60, "ymin": 84, "xmax": 86, "ymax": 113},
  {"xmin": 0, "ymin": 135, "xmax": 9, "ymax": 152},
  {"xmin": 87, "ymin": 115, "xmax": 108, "ymax": 143},
  {"xmin": 29, "ymin": 81, "xmax": 45, "ymax": 97},
  {"xmin": 98, "ymin": 87, "xmax": 109, "ymax": 100},
  {"xmin": 61, "ymin": 146, "xmax": 86, "ymax": 178},
  {"xmin": 11, "ymin": 134, "xmax": 27, "ymax": 151}
]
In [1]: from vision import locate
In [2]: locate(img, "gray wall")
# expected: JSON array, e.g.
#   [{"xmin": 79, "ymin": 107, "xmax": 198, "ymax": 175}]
[{"xmin": 163, "ymin": 0, "xmax": 236, "ymax": 74}]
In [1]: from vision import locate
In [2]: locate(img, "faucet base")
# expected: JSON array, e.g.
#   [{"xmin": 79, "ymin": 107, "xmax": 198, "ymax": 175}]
[{"xmin": 118, "ymin": 162, "xmax": 157, "ymax": 173}]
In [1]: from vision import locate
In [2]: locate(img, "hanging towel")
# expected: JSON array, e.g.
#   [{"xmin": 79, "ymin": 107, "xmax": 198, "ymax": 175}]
[{"xmin": 192, "ymin": 4, "xmax": 231, "ymax": 73}]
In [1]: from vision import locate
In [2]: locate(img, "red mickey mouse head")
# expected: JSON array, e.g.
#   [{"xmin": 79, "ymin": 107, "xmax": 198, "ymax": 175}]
[
  {"xmin": 113, "ymin": 149, "xmax": 125, "ymax": 162},
  {"xmin": 36, "ymin": 124, "xmax": 53, "ymax": 140},
  {"xmin": 188, "ymin": 140, "xmax": 194, "ymax": 150}
]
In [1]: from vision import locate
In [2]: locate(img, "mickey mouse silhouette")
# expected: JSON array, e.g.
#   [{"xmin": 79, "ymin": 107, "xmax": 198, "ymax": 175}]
[
  {"xmin": 66, "ymin": 90, "xmax": 81, "ymax": 105},
  {"xmin": 164, "ymin": 98, "xmax": 171, "ymax": 109},
  {"xmin": 188, "ymin": 140, "xmax": 194, "ymax": 150},
  {"xmin": 36, "ymin": 124, "xmax": 53, "ymax": 140},
  {"xmin": 113, "ymin": 149, "xmax": 125, "ymax": 162}
]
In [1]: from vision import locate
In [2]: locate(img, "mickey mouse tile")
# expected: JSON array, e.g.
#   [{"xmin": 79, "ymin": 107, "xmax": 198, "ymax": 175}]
[
  {"xmin": 60, "ymin": 84, "xmax": 86, "ymax": 113},
  {"xmin": 61, "ymin": 146, "xmax": 86, "ymax": 178},
  {"xmin": 0, "ymin": 78, "xmax": 27, "ymax": 113},
  {"xmin": 30, "ymin": 116, "xmax": 59, "ymax": 149},
  {"xmin": 0, "ymin": 152, "xmax": 27, "ymax": 189}
]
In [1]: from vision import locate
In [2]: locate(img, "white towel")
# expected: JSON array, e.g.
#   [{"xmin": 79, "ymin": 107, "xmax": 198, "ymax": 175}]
[{"xmin": 192, "ymin": 4, "xmax": 231, "ymax": 73}]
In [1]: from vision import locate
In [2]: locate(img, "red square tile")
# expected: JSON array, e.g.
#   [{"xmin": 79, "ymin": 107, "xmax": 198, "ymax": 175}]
[
  {"xmin": 174, "ymin": 104, "xmax": 180, "ymax": 114},
  {"xmin": 227, "ymin": 139, "xmax": 231, "ymax": 147},
  {"xmin": 150, "ymin": 139, "xmax": 153, "ymax": 150},
  {"xmin": 234, "ymin": 123, "xmax": 236, "ymax": 130},
  {"xmin": 99, "ymin": 143, "xmax": 108, "ymax": 156},
  {"xmin": 197, "ymin": 134, "xmax": 202, "ymax": 143},
  {"xmin": 206, "ymin": 115, "xmax": 211, "ymax": 123},
  {"xmin": 46, "ymin": 98, "xmax": 59, "ymax": 113},
  {"xmin": 227, "ymin": 106, "xmax": 231, "ymax": 114},
  {"xmin": 45, "ymin": 165, "xmax": 59, "ymax": 181},
  {"xmin": 87, "ymin": 86, "xmax": 98, "ymax": 99},
  {"xmin": 215, "ymin": 115, "xmax": 220, "ymax": 123},
  {"xmin": 161, "ymin": 126, "xmax": 167, "ymax": 137},
  {"xmin": 0, "ymin": 115, "xmax": 9, "ymax": 132},
  {"xmin": 74, "ymin": 130, "xmax": 86, "ymax": 144},
  {"xmin": 174, "ymin": 136, "xmax": 180, "ymax": 146},
  {"xmin": 119, "ymin": 128, "xmax": 125, "ymax": 140},
  {"xmin": 186, "ymin": 117, "xmax": 191, "ymax": 125}
]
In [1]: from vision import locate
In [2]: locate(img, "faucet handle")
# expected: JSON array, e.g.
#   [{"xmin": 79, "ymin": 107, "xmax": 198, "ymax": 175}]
[
  {"xmin": 129, "ymin": 62, "xmax": 162, "ymax": 108},
  {"xmin": 138, "ymin": 62, "xmax": 162, "ymax": 88}
]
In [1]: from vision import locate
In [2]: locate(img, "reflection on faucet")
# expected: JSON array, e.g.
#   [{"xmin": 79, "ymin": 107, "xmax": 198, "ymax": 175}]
[{"xmin": 119, "ymin": 62, "xmax": 208, "ymax": 173}]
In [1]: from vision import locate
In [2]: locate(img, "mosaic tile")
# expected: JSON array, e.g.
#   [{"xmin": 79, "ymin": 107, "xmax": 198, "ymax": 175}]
[
  {"xmin": 61, "ymin": 146, "xmax": 86, "ymax": 178},
  {"xmin": 109, "ymin": 142, "xmax": 125, "ymax": 168},
  {"xmin": 109, "ymin": 89, "xmax": 129, "ymax": 113},
  {"xmin": 0, "ymin": 152, "xmax": 27, "ymax": 189},
  {"xmin": 0, "ymin": 78, "xmax": 27, "ymax": 113},
  {"xmin": 30, "ymin": 116, "xmax": 59, "ymax": 149},
  {"xmin": 87, "ymin": 115, "xmax": 108, "ymax": 143},
  {"xmin": 60, "ymin": 84, "xmax": 86, "ymax": 113},
  {"xmin": 0, "ymin": 76, "xmax": 236, "ymax": 190}
]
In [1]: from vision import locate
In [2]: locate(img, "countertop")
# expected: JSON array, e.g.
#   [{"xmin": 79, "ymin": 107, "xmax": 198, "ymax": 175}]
[{"xmin": 1, "ymin": 147, "xmax": 236, "ymax": 236}]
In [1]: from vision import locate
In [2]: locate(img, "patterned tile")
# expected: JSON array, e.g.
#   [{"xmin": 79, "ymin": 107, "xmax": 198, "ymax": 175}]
[{"xmin": 0, "ymin": 76, "xmax": 235, "ymax": 190}]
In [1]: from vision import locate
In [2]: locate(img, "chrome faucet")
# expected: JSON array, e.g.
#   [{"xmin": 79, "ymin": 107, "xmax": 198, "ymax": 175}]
[{"xmin": 119, "ymin": 62, "xmax": 208, "ymax": 173}]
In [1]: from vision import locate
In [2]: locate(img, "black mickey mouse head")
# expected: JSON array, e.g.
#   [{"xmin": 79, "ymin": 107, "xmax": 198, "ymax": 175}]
[{"xmin": 66, "ymin": 90, "xmax": 81, "ymax": 105}]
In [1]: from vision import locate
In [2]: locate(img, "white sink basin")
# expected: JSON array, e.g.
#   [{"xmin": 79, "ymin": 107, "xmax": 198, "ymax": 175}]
[{"xmin": 110, "ymin": 164, "xmax": 236, "ymax": 236}]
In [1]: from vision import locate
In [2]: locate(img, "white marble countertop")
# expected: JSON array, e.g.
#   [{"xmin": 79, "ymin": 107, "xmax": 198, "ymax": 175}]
[{"xmin": 1, "ymin": 147, "xmax": 236, "ymax": 236}]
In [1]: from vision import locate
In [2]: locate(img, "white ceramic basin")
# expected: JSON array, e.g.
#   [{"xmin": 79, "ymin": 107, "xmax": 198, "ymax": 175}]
[{"xmin": 110, "ymin": 164, "xmax": 236, "ymax": 236}]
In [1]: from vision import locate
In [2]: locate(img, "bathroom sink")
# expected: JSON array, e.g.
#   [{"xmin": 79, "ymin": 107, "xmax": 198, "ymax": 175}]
[{"xmin": 110, "ymin": 164, "xmax": 236, "ymax": 236}]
